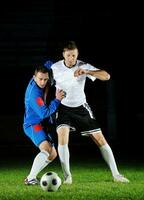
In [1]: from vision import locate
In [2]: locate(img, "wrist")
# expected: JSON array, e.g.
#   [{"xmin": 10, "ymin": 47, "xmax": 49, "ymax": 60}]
[{"xmin": 55, "ymin": 98, "xmax": 61, "ymax": 103}]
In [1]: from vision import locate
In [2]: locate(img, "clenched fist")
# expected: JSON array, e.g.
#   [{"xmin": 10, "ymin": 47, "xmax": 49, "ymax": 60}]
[{"xmin": 55, "ymin": 89, "xmax": 66, "ymax": 101}]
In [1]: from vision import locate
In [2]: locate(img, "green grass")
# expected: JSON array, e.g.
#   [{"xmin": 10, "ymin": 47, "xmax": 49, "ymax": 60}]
[{"xmin": 0, "ymin": 158, "xmax": 144, "ymax": 200}]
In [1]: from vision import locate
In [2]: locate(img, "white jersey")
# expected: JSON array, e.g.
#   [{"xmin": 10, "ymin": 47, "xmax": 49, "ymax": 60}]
[{"xmin": 51, "ymin": 60, "xmax": 99, "ymax": 107}]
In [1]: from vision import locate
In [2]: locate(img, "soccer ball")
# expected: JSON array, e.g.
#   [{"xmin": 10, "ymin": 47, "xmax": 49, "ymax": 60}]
[{"xmin": 40, "ymin": 171, "xmax": 62, "ymax": 192}]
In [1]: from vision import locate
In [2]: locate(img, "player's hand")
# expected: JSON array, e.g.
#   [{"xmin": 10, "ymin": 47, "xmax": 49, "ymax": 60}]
[
  {"xmin": 55, "ymin": 89, "xmax": 66, "ymax": 101},
  {"xmin": 74, "ymin": 68, "xmax": 88, "ymax": 77}
]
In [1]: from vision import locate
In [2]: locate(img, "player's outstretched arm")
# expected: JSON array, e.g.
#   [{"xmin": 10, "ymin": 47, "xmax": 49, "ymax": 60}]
[
  {"xmin": 74, "ymin": 68, "xmax": 110, "ymax": 81},
  {"xmin": 87, "ymin": 69, "xmax": 110, "ymax": 81}
]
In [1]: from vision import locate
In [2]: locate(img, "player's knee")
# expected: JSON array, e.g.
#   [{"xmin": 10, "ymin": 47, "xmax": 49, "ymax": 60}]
[
  {"xmin": 57, "ymin": 126, "xmax": 69, "ymax": 136},
  {"xmin": 49, "ymin": 148, "xmax": 57, "ymax": 161},
  {"xmin": 52, "ymin": 149, "xmax": 57, "ymax": 160}
]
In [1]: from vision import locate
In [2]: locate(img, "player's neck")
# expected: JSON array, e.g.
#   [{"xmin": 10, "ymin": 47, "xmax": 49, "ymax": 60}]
[{"xmin": 63, "ymin": 60, "xmax": 77, "ymax": 68}]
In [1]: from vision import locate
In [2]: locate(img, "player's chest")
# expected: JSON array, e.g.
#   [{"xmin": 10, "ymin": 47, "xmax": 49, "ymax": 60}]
[{"xmin": 55, "ymin": 69, "xmax": 85, "ymax": 87}]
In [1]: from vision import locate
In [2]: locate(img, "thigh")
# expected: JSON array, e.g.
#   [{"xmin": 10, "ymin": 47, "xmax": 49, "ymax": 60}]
[
  {"xmin": 24, "ymin": 124, "xmax": 54, "ymax": 147},
  {"xmin": 90, "ymin": 131, "xmax": 107, "ymax": 147}
]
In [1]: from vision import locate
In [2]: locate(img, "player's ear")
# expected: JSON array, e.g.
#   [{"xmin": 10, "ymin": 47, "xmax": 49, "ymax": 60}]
[
  {"xmin": 77, "ymin": 49, "xmax": 79, "ymax": 57},
  {"xmin": 33, "ymin": 75, "xmax": 36, "ymax": 81}
]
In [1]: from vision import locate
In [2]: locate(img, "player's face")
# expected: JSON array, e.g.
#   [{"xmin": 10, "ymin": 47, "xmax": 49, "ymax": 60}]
[
  {"xmin": 34, "ymin": 72, "xmax": 49, "ymax": 88},
  {"xmin": 63, "ymin": 49, "xmax": 78, "ymax": 68}
]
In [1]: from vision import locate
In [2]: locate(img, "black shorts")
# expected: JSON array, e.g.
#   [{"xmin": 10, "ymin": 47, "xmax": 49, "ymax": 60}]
[{"xmin": 56, "ymin": 103, "xmax": 101, "ymax": 135}]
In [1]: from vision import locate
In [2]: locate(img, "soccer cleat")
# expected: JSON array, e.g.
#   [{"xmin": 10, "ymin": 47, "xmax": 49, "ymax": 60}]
[
  {"xmin": 24, "ymin": 178, "xmax": 39, "ymax": 185},
  {"xmin": 113, "ymin": 174, "xmax": 130, "ymax": 183},
  {"xmin": 63, "ymin": 175, "xmax": 72, "ymax": 184}
]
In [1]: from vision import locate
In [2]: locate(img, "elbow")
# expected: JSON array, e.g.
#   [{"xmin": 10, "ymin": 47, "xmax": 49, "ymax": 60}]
[
  {"xmin": 99, "ymin": 70, "xmax": 111, "ymax": 81},
  {"xmin": 40, "ymin": 115, "xmax": 45, "ymax": 120},
  {"xmin": 106, "ymin": 73, "xmax": 110, "ymax": 80},
  {"xmin": 39, "ymin": 112, "xmax": 49, "ymax": 120},
  {"xmin": 102, "ymin": 72, "xmax": 110, "ymax": 81}
]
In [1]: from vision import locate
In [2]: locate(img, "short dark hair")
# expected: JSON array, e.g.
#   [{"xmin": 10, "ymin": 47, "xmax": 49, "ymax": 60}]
[
  {"xmin": 34, "ymin": 65, "xmax": 55, "ymax": 86},
  {"xmin": 63, "ymin": 41, "xmax": 78, "ymax": 52},
  {"xmin": 34, "ymin": 65, "xmax": 49, "ymax": 75}
]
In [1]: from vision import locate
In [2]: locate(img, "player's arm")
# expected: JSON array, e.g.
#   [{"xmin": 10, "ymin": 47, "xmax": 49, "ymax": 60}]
[
  {"xmin": 86, "ymin": 69, "xmax": 110, "ymax": 80},
  {"xmin": 74, "ymin": 68, "xmax": 110, "ymax": 81},
  {"xmin": 30, "ymin": 89, "xmax": 64, "ymax": 120}
]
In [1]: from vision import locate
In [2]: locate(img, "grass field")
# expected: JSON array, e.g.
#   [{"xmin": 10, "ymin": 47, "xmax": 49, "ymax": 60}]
[{"xmin": 0, "ymin": 157, "xmax": 144, "ymax": 200}]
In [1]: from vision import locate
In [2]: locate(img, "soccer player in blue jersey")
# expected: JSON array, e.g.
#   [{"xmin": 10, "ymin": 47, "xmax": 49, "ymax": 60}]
[
  {"xmin": 51, "ymin": 41, "xmax": 130, "ymax": 184},
  {"xmin": 23, "ymin": 65, "xmax": 65, "ymax": 185}
]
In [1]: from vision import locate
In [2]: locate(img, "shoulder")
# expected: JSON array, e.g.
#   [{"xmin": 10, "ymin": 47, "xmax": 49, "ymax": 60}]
[
  {"xmin": 51, "ymin": 60, "xmax": 63, "ymax": 69},
  {"xmin": 77, "ymin": 60, "xmax": 86, "ymax": 66},
  {"xmin": 51, "ymin": 60, "xmax": 64, "ymax": 76},
  {"xmin": 26, "ymin": 78, "xmax": 42, "ymax": 96},
  {"xmin": 79, "ymin": 62, "xmax": 99, "ymax": 71}
]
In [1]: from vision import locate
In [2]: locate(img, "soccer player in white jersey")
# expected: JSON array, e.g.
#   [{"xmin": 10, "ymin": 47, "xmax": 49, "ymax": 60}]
[{"xmin": 51, "ymin": 41, "xmax": 129, "ymax": 184}]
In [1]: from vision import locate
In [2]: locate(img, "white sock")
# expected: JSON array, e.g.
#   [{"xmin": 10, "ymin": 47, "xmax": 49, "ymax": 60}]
[
  {"xmin": 27, "ymin": 150, "xmax": 51, "ymax": 180},
  {"xmin": 58, "ymin": 144, "xmax": 71, "ymax": 178},
  {"xmin": 100, "ymin": 143, "xmax": 120, "ymax": 177}
]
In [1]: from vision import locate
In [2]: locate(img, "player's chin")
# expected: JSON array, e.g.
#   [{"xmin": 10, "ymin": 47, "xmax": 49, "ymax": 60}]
[{"xmin": 40, "ymin": 85, "xmax": 46, "ymax": 89}]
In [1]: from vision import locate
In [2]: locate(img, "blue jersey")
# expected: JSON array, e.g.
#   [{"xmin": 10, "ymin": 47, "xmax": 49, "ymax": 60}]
[{"xmin": 23, "ymin": 78, "xmax": 60, "ymax": 129}]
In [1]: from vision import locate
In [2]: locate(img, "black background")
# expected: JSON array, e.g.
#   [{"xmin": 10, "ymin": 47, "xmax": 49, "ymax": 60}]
[{"xmin": 0, "ymin": 0, "xmax": 141, "ymax": 160}]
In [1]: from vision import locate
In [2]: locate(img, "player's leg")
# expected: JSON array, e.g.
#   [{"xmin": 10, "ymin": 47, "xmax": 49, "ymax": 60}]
[
  {"xmin": 90, "ymin": 131, "xmax": 129, "ymax": 183},
  {"xmin": 24, "ymin": 125, "xmax": 56, "ymax": 185},
  {"xmin": 57, "ymin": 126, "xmax": 72, "ymax": 184},
  {"xmin": 79, "ymin": 104, "xmax": 129, "ymax": 183},
  {"xmin": 25, "ymin": 141, "xmax": 56, "ymax": 185}
]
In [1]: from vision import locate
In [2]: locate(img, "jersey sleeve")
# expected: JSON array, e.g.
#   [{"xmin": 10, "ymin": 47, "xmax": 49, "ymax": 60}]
[
  {"xmin": 29, "ymin": 89, "xmax": 60, "ymax": 120},
  {"xmin": 81, "ymin": 63, "xmax": 100, "ymax": 81}
]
